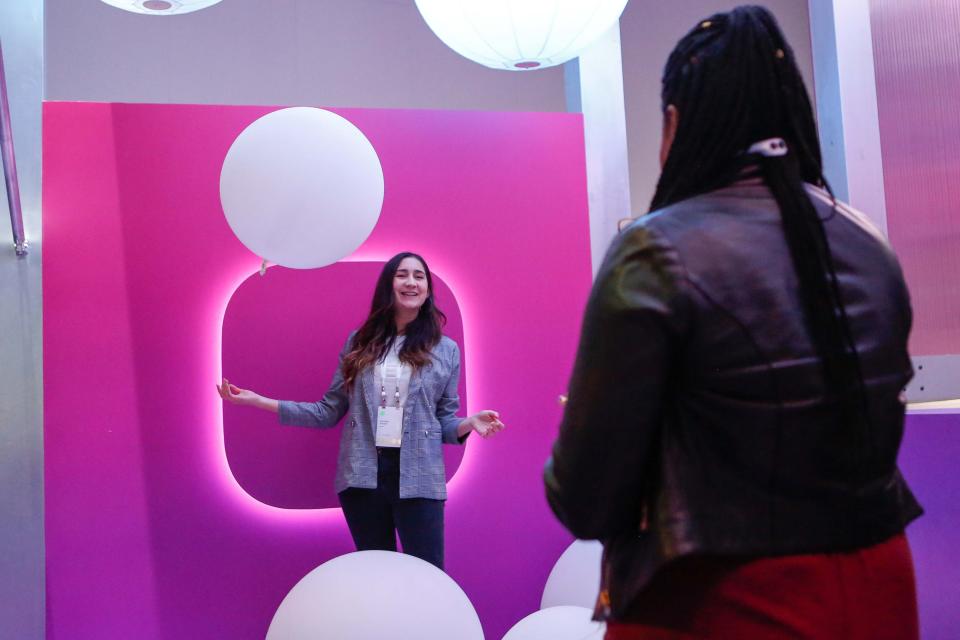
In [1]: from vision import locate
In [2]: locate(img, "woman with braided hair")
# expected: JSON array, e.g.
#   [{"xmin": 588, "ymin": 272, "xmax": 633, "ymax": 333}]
[{"xmin": 546, "ymin": 6, "xmax": 921, "ymax": 639}]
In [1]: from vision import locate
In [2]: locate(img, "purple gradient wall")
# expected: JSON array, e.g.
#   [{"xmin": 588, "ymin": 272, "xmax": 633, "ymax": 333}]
[
  {"xmin": 43, "ymin": 103, "xmax": 592, "ymax": 639},
  {"xmin": 870, "ymin": 2, "xmax": 960, "ymax": 636},
  {"xmin": 899, "ymin": 413, "xmax": 960, "ymax": 639},
  {"xmin": 871, "ymin": 0, "xmax": 960, "ymax": 355}
]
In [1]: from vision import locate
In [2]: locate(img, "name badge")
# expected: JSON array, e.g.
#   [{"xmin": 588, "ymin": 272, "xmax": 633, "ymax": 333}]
[{"xmin": 376, "ymin": 406, "xmax": 403, "ymax": 448}]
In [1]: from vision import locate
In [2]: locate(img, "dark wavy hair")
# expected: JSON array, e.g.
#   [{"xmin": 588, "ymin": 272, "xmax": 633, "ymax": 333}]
[
  {"xmin": 653, "ymin": 6, "xmax": 871, "ymax": 468},
  {"xmin": 341, "ymin": 252, "xmax": 446, "ymax": 390}
]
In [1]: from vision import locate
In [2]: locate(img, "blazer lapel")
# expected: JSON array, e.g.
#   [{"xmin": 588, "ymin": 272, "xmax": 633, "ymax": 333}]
[
  {"xmin": 361, "ymin": 366, "xmax": 377, "ymax": 436},
  {"xmin": 407, "ymin": 366, "xmax": 423, "ymax": 406},
  {"xmin": 407, "ymin": 342, "xmax": 442, "ymax": 404},
  {"xmin": 362, "ymin": 342, "xmax": 435, "ymax": 431}
]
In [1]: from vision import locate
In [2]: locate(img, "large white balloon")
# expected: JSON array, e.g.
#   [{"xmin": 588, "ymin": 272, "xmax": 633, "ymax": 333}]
[
  {"xmin": 100, "ymin": 0, "xmax": 223, "ymax": 15},
  {"xmin": 541, "ymin": 540, "xmax": 603, "ymax": 609},
  {"xmin": 220, "ymin": 107, "xmax": 384, "ymax": 269},
  {"xmin": 415, "ymin": 0, "xmax": 630, "ymax": 71},
  {"xmin": 267, "ymin": 551, "xmax": 484, "ymax": 640},
  {"xmin": 502, "ymin": 606, "xmax": 605, "ymax": 640}
]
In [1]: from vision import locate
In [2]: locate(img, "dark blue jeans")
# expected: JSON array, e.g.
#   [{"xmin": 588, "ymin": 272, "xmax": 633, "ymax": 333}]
[{"xmin": 338, "ymin": 447, "xmax": 445, "ymax": 570}]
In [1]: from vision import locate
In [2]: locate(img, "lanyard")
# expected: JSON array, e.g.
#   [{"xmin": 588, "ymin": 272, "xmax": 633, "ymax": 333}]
[
  {"xmin": 376, "ymin": 362, "xmax": 404, "ymax": 449},
  {"xmin": 380, "ymin": 363, "xmax": 401, "ymax": 409}
]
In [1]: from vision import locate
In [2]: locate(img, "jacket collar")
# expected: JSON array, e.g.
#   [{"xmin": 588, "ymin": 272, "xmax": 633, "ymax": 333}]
[{"xmin": 360, "ymin": 348, "xmax": 428, "ymax": 436}]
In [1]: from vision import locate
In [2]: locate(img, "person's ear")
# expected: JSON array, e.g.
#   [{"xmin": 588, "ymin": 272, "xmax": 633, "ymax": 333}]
[{"xmin": 659, "ymin": 104, "xmax": 680, "ymax": 168}]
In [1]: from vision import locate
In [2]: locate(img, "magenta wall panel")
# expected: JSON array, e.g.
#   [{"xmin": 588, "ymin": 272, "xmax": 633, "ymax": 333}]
[
  {"xmin": 222, "ymin": 264, "xmax": 466, "ymax": 509},
  {"xmin": 871, "ymin": 0, "xmax": 960, "ymax": 355},
  {"xmin": 43, "ymin": 102, "xmax": 593, "ymax": 639}
]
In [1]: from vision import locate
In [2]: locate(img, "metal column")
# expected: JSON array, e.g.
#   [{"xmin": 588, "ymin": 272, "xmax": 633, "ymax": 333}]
[{"xmin": 0, "ymin": 37, "xmax": 27, "ymax": 256}]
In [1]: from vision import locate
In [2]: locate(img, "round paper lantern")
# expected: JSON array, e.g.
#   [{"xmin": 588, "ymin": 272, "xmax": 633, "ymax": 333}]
[
  {"xmin": 503, "ymin": 606, "xmax": 606, "ymax": 640},
  {"xmin": 414, "ymin": 0, "xmax": 630, "ymax": 70},
  {"xmin": 100, "ymin": 0, "xmax": 223, "ymax": 15},
  {"xmin": 219, "ymin": 107, "xmax": 384, "ymax": 269},
  {"xmin": 266, "ymin": 551, "xmax": 484, "ymax": 640},
  {"xmin": 541, "ymin": 539, "xmax": 603, "ymax": 609}
]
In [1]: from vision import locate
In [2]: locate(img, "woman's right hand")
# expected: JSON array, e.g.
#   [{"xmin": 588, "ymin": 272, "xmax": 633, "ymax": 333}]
[{"xmin": 217, "ymin": 377, "xmax": 263, "ymax": 407}]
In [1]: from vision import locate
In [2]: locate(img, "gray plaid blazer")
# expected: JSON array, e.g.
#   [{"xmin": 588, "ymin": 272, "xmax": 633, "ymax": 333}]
[{"xmin": 278, "ymin": 332, "xmax": 465, "ymax": 500}]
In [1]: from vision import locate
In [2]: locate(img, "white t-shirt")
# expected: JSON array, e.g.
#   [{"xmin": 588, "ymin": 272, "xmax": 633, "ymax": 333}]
[{"xmin": 375, "ymin": 336, "xmax": 412, "ymax": 408}]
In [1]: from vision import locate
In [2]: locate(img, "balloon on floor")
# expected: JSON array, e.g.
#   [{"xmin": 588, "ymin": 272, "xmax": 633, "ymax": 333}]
[
  {"xmin": 266, "ymin": 550, "xmax": 484, "ymax": 640},
  {"xmin": 541, "ymin": 539, "xmax": 603, "ymax": 610},
  {"xmin": 502, "ymin": 605, "xmax": 606, "ymax": 640}
]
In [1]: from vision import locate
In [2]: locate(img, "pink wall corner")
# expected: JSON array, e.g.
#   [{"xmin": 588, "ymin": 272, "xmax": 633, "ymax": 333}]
[{"xmin": 43, "ymin": 101, "xmax": 592, "ymax": 639}]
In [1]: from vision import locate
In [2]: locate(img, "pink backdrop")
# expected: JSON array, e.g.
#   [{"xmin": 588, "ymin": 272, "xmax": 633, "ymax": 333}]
[{"xmin": 43, "ymin": 102, "xmax": 593, "ymax": 639}]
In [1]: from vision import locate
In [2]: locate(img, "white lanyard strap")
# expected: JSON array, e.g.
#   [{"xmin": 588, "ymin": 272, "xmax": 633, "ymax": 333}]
[{"xmin": 380, "ymin": 364, "xmax": 401, "ymax": 408}]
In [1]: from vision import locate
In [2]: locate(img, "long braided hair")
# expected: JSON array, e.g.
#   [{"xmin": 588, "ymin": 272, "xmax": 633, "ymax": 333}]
[{"xmin": 653, "ymin": 6, "xmax": 871, "ymax": 464}]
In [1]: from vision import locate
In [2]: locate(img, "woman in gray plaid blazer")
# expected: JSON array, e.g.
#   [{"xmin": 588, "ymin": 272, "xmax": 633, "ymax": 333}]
[{"xmin": 218, "ymin": 252, "xmax": 505, "ymax": 569}]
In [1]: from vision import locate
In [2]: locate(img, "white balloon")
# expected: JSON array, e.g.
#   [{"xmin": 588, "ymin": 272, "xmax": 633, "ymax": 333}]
[
  {"xmin": 541, "ymin": 540, "xmax": 603, "ymax": 609},
  {"xmin": 100, "ymin": 0, "xmax": 223, "ymax": 15},
  {"xmin": 267, "ymin": 551, "xmax": 484, "ymax": 640},
  {"xmin": 415, "ymin": 0, "xmax": 629, "ymax": 71},
  {"xmin": 502, "ymin": 606, "xmax": 605, "ymax": 640},
  {"xmin": 220, "ymin": 107, "xmax": 384, "ymax": 269}
]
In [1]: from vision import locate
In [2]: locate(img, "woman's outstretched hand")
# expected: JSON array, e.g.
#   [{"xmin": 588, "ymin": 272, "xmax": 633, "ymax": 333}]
[
  {"xmin": 216, "ymin": 378, "xmax": 279, "ymax": 412},
  {"xmin": 464, "ymin": 410, "xmax": 506, "ymax": 439}
]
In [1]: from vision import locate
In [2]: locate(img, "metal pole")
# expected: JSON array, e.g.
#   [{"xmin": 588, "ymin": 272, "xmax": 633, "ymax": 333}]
[
  {"xmin": 0, "ymin": 37, "xmax": 27, "ymax": 256},
  {"xmin": 563, "ymin": 22, "xmax": 632, "ymax": 276}
]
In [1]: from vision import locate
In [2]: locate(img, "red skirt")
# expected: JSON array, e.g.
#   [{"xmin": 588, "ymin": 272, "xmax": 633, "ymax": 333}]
[{"xmin": 606, "ymin": 533, "xmax": 918, "ymax": 640}]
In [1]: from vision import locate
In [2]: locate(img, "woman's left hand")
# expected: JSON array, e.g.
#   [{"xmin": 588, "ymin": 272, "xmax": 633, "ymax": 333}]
[{"xmin": 466, "ymin": 410, "xmax": 506, "ymax": 438}]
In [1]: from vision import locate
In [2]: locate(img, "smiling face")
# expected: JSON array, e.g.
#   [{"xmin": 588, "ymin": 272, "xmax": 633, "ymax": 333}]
[{"xmin": 393, "ymin": 256, "xmax": 429, "ymax": 316}]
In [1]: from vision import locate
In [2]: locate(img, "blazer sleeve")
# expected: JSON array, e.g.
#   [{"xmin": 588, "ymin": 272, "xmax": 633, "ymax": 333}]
[
  {"xmin": 544, "ymin": 222, "xmax": 689, "ymax": 540},
  {"xmin": 278, "ymin": 333, "xmax": 354, "ymax": 428},
  {"xmin": 437, "ymin": 342, "xmax": 467, "ymax": 445}
]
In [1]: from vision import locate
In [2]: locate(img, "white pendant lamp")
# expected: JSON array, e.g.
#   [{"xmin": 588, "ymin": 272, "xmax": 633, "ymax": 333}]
[
  {"xmin": 414, "ymin": 0, "xmax": 629, "ymax": 71},
  {"xmin": 99, "ymin": 0, "xmax": 224, "ymax": 15}
]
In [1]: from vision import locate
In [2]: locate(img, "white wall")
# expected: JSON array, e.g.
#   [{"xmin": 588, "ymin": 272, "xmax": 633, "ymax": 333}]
[
  {"xmin": 45, "ymin": 2, "xmax": 813, "ymax": 219},
  {"xmin": 620, "ymin": 1, "xmax": 816, "ymax": 214},
  {"xmin": 0, "ymin": 1, "xmax": 44, "ymax": 638},
  {"xmin": 44, "ymin": 0, "xmax": 567, "ymax": 111}
]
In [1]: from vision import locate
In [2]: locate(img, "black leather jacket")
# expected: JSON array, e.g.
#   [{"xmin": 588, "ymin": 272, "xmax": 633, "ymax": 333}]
[{"xmin": 544, "ymin": 181, "xmax": 922, "ymax": 620}]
